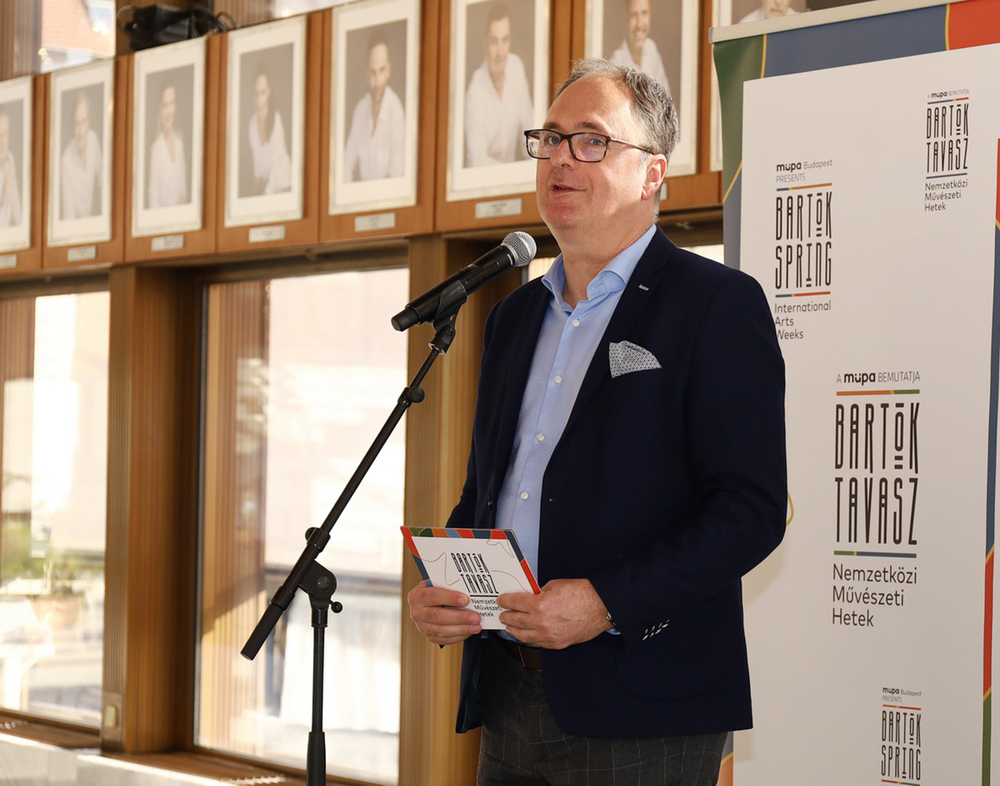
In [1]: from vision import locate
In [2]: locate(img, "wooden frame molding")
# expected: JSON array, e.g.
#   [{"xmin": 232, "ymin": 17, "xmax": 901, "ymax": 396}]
[{"xmin": 103, "ymin": 264, "xmax": 199, "ymax": 752}]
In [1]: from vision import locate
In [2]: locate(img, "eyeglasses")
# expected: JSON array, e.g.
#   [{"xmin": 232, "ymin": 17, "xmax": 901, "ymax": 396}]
[{"xmin": 524, "ymin": 129, "xmax": 655, "ymax": 163}]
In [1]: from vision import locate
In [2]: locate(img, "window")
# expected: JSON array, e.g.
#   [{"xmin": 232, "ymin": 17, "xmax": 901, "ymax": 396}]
[
  {"xmin": 38, "ymin": 0, "xmax": 115, "ymax": 73},
  {"xmin": 197, "ymin": 265, "xmax": 408, "ymax": 785},
  {"xmin": 0, "ymin": 290, "xmax": 109, "ymax": 726}
]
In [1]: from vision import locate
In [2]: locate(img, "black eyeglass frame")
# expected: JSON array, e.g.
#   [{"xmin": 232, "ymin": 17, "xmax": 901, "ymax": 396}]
[{"xmin": 523, "ymin": 129, "xmax": 656, "ymax": 162}]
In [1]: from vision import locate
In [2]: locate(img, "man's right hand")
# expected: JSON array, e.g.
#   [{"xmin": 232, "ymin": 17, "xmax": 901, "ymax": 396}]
[{"xmin": 407, "ymin": 582, "xmax": 482, "ymax": 646}]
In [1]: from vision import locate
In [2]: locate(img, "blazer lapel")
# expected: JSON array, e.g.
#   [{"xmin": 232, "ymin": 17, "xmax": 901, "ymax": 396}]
[{"xmin": 562, "ymin": 229, "xmax": 676, "ymax": 436}]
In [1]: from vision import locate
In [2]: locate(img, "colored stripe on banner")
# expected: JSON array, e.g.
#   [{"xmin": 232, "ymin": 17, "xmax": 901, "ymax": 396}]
[
  {"xmin": 835, "ymin": 390, "xmax": 920, "ymax": 396},
  {"xmin": 716, "ymin": 747, "xmax": 733, "ymax": 786},
  {"xmin": 983, "ymin": 137, "xmax": 1000, "ymax": 786},
  {"xmin": 763, "ymin": 5, "xmax": 946, "ymax": 78},
  {"xmin": 948, "ymin": 0, "xmax": 1000, "ymax": 49}
]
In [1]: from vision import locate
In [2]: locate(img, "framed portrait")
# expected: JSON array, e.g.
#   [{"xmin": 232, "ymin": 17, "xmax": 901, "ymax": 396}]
[
  {"xmin": 447, "ymin": 0, "xmax": 550, "ymax": 202},
  {"xmin": 225, "ymin": 15, "xmax": 306, "ymax": 228},
  {"xmin": 709, "ymin": 0, "xmax": 724, "ymax": 173},
  {"xmin": 48, "ymin": 60, "xmax": 114, "ymax": 247},
  {"xmin": 586, "ymin": 0, "xmax": 699, "ymax": 177},
  {"xmin": 132, "ymin": 37, "xmax": 206, "ymax": 237},
  {"xmin": 0, "ymin": 77, "xmax": 32, "ymax": 253},
  {"xmin": 724, "ymin": 0, "xmax": 807, "ymax": 25},
  {"xmin": 330, "ymin": 0, "xmax": 420, "ymax": 215}
]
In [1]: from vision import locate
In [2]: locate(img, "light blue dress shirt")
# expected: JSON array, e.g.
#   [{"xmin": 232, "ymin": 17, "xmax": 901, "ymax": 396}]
[{"xmin": 495, "ymin": 225, "xmax": 657, "ymax": 579}]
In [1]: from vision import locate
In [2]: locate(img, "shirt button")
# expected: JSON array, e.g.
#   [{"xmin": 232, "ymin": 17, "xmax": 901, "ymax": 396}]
[
  {"xmin": 520, "ymin": 491, "xmax": 529, "ymax": 500},
  {"xmin": 536, "ymin": 433, "xmax": 545, "ymax": 442},
  {"xmin": 554, "ymin": 376, "xmax": 563, "ymax": 384},
  {"xmin": 572, "ymin": 319, "xmax": 581, "ymax": 327}
]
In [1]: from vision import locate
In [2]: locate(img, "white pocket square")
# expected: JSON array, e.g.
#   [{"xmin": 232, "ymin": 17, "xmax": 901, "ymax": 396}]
[{"xmin": 609, "ymin": 341, "xmax": 661, "ymax": 378}]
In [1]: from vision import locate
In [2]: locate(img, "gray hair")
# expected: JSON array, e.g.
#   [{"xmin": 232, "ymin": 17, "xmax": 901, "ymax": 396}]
[{"xmin": 555, "ymin": 58, "xmax": 678, "ymax": 162}]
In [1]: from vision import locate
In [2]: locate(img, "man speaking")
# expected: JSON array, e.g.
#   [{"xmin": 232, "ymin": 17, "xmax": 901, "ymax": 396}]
[{"xmin": 409, "ymin": 59, "xmax": 786, "ymax": 785}]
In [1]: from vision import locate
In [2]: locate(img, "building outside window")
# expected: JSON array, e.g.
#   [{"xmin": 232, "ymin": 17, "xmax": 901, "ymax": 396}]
[{"xmin": 0, "ymin": 290, "xmax": 109, "ymax": 727}]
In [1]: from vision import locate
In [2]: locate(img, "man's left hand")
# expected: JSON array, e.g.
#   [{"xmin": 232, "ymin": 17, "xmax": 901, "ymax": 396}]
[{"xmin": 497, "ymin": 578, "xmax": 611, "ymax": 649}]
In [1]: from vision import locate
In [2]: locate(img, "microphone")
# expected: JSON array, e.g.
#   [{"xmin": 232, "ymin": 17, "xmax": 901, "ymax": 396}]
[{"xmin": 391, "ymin": 231, "xmax": 537, "ymax": 331}]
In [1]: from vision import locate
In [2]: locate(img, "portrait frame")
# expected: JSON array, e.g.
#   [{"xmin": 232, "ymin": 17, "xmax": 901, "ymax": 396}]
[
  {"xmin": 585, "ymin": 0, "xmax": 699, "ymax": 177},
  {"xmin": 727, "ymin": 0, "xmax": 807, "ymax": 25},
  {"xmin": 47, "ymin": 59, "xmax": 114, "ymax": 247},
  {"xmin": 0, "ymin": 77, "xmax": 32, "ymax": 253},
  {"xmin": 225, "ymin": 15, "xmax": 306, "ymax": 228},
  {"xmin": 330, "ymin": 0, "xmax": 420, "ymax": 215},
  {"xmin": 132, "ymin": 37, "xmax": 206, "ymax": 237},
  {"xmin": 446, "ymin": 0, "xmax": 550, "ymax": 202},
  {"xmin": 709, "ymin": 0, "xmax": 725, "ymax": 173}
]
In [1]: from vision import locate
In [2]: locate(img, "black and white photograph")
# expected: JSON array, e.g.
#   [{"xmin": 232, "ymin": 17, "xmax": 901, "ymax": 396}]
[
  {"xmin": 132, "ymin": 37, "xmax": 206, "ymax": 237},
  {"xmin": 59, "ymin": 88, "xmax": 103, "ymax": 220},
  {"xmin": 447, "ymin": 0, "xmax": 549, "ymax": 201},
  {"xmin": 0, "ymin": 77, "xmax": 31, "ymax": 253},
  {"xmin": 330, "ymin": 0, "xmax": 419, "ymax": 215},
  {"xmin": 586, "ymin": 0, "xmax": 699, "ymax": 176},
  {"xmin": 48, "ymin": 60, "xmax": 114, "ymax": 247},
  {"xmin": 225, "ymin": 16, "xmax": 305, "ymax": 228},
  {"xmin": 729, "ymin": 0, "xmax": 806, "ymax": 24}
]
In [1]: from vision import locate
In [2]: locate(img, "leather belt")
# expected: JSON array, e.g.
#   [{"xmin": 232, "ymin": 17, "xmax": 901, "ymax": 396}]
[{"xmin": 497, "ymin": 635, "xmax": 543, "ymax": 670}]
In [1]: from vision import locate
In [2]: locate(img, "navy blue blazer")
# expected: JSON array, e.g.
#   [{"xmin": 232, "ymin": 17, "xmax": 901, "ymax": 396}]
[{"xmin": 447, "ymin": 228, "xmax": 787, "ymax": 738}]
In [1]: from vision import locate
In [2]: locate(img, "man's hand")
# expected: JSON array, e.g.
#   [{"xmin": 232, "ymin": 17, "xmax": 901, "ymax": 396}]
[
  {"xmin": 498, "ymin": 578, "xmax": 611, "ymax": 649},
  {"xmin": 407, "ymin": 581, "xmax": 482, "ymax": 646}
]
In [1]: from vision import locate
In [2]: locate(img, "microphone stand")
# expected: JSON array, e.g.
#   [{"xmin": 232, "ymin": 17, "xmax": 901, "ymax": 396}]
[{"xmin": 241, "ymin": 285, "xmax": 468, "ymax": 786}]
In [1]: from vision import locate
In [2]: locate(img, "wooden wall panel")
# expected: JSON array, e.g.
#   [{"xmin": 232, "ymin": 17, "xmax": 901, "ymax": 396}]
[
  {"xmin": 212, "ymin": 0, "xmax": 272, "ymax": 27},
  {"xmin": 0, "ymin": 0, "xmax": 39, "ymax": 82},
  {"xmin": 397, "ymin": 234, "xmax": 527, "ymax": 785},
  {"xmin": 103, "ymin": 265, "xmax": 199, "ymax": 752}
]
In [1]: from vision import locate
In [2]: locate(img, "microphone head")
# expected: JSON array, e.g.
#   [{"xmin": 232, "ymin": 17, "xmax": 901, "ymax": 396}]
[{"xmin": 501, "ymin": 231, "xmax": 537, "ymax": 268}]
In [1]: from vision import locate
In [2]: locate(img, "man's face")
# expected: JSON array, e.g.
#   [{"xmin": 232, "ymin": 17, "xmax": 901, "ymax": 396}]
[
  {"xmin": 0, "ymin": 114, "xmax": 9, "ymax": 160},
  {"xmin": 764, "ymin": 0, "xmax": 791, "ymax": 17},
  {"xmin": 367, "ymin": 42, "xmax": 391, "ymax": 105},
  {"xmin": 254, "ymin": 73, "xmax": 271, "ymax": 119},
  {"xmin": 625, "ymin": 0, "xmax": 651, "ymax": 53},
  {"xmin": 485, "ymin": 16, "xmax": 512, "ymax": 84},
  {"xmin": 74, "ymin": 97, "xmax": 90, "ymax": 157},
  {"xmin": 536, "ymin": 76, "xmax": 661, "ymax": 239},
  {"xmin": 160, "ymin": 85, "xmax": 177, "ymax": 131}
]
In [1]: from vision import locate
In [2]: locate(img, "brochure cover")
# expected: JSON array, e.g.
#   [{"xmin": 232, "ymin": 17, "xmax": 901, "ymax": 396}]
[{"xmin": 401, "ymin": 527, "xmax": 541, "ymax": 628}]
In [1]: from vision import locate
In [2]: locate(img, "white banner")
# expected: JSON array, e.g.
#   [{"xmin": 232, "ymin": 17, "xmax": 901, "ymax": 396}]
[{"xmin": 737, "ymin": 43, "xmax": 1000, "ymax": 785}]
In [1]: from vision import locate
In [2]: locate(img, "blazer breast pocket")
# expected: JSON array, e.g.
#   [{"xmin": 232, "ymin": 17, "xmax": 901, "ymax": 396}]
[{"xmin": 609, "ymin": 340, "xmax": 662, "ymax": 379}]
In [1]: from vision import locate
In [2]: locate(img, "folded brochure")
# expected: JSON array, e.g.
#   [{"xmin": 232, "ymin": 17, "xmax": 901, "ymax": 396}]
[{"xmin": 401, "ymin": 527, "xmax": 541, "ymax": 628}]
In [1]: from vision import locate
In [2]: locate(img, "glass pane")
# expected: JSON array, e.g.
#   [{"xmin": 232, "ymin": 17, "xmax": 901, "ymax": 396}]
[
  {"xmin": 0, "ymin": 291, "xmax": 109, "ymax": 726},
  {"xmin": 197, "ymin": 267, "xmax": 408, "ymax": 786},
  {"xmin": 38, "ymin": 1, "xmax": 115, "ymax": 73}
]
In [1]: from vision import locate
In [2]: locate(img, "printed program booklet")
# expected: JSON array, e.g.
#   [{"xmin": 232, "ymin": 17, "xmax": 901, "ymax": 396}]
[{"xmin": 401, "ymin": 527, "xmax": 541, "ymax": 628}]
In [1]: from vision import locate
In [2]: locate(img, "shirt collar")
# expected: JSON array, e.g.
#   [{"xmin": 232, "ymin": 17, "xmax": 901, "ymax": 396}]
[{"xmin": 541, "ymin": 224, "xmax": 658, "ymax": 311}]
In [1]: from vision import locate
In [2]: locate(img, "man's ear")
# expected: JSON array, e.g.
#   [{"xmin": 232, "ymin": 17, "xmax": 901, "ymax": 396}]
[{"xmin": 641, "ymin": 154, "xmax": 667, "ymax": 201}]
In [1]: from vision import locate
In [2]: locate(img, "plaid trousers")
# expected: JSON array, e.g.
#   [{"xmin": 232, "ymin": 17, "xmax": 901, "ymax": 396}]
[{"xmin": 477, "ymin": 635, "xmax": 726, "ymax": 786}]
